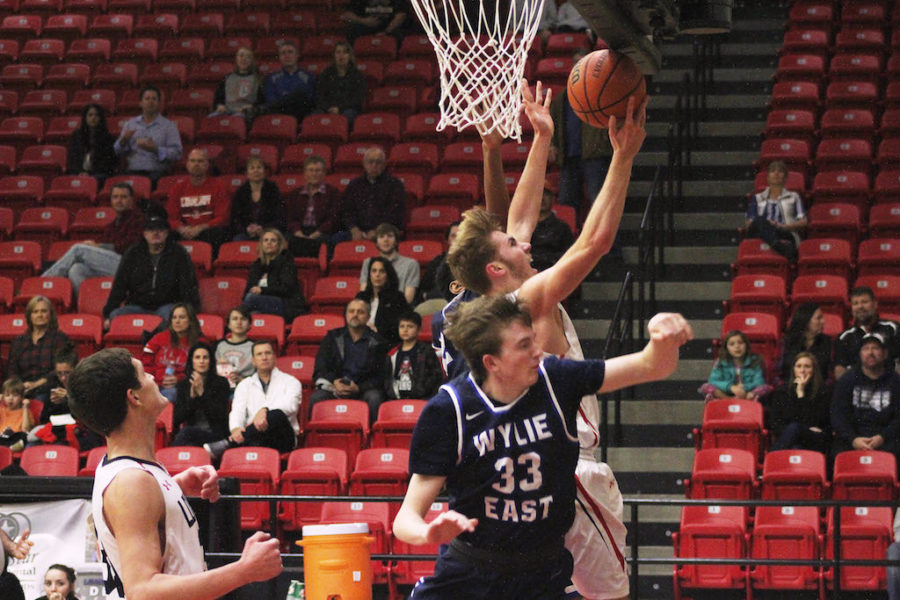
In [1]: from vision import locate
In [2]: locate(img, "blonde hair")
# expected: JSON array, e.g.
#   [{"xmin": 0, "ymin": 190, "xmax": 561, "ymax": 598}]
[
  {"xmin": 25, "ymin": 295, "xmax": 58, "ymax": 332},
  {"xmin": 258, "ymin": 228, "xmax": 287, "ymax": 265},
  {"xmin": 446, "ymin": 207, "xmax": 502, "ymax": 295},
  {"xmin": 2, "ymin": 377, "xmax": 24, "ymax": 397}
]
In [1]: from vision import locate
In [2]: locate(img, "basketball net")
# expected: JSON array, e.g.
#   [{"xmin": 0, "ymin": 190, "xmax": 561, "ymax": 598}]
[{"xmin": 409, "ymin": 0, "xmax": 545, "ymax": 141}]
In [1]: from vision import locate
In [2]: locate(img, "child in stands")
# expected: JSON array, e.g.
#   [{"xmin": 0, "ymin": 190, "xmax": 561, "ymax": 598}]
[
  {"xmin": 0, "ymin": 378, "xmax": 32, "ymax": 451},
  {"xmin": 215, "ymin": 305, "xmax": 256, "ymax": 388},
  {"xmin": 384, "ymin": 311, "xmax": 443, "ymax": 400},
  {"xmin": 700, "ymin": 330, "xmax": 772, "ymax": 401}
]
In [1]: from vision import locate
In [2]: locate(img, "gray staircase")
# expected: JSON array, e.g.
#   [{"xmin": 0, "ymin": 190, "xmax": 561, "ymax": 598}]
[{"xmin": 570, "ymin": 3, "xmax": 786, "ymax": 597}]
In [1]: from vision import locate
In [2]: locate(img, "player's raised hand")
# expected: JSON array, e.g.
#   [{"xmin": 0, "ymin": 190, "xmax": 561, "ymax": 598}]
[
  {"xmin": 607, "ymin": 95, "xmax": 648, "ymax": 159},
  {"xmin": 239, "ymin": 532, "xmax": 283, "ymax": 582},
  {"xmin": 10, "ymin": 529, "xmax": 33, "ymax": 559},
  {"xmin": 521, "ymin": 79, "xmax": 553, "ymax": 138},
  {"xmin": 645, "ymin": 312, "xmax": 693, "ymax": 378},
  {"xmin": 174, "ymin": 465, "xmax": 221, "ymax": 502},
  {"xmin": 424, "ymin": 510, "xmax": 478, "ymax": 544}
]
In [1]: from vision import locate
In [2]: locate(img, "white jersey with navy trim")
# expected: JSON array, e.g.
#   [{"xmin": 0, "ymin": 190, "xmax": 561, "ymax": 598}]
[{"xmin": 92, "ymin": 455, "xmax": 206, "ymax": 598}]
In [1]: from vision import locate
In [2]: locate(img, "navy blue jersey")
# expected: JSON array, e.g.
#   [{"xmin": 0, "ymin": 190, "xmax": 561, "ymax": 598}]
[
  {"xmin": 432, "ymin": 289, "xmax": 479, "ymax": 379},
  {"xmin": 409, "ymin": 356, "xmax": 606, "ymax": 553}
]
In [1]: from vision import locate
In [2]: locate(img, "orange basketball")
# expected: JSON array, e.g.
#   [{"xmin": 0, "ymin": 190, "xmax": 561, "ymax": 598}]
[{"xmin": 566, "ymin": 49, "xmax": 646, "ymax": 128}]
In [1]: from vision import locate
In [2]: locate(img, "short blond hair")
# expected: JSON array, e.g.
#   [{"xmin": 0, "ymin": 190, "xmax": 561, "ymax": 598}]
[
  {"xmin": 446, "ymin": 208, "xmax": 502, "ymax": 295},
  {"xmin": 2, "ymin": 377, "xmax": 24, "ymax": 397}
]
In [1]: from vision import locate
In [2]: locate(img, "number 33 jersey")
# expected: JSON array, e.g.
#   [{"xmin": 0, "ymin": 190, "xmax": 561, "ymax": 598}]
[
  {"xmin": 92, "ymin": 456, "xmax": 206, "ymax": 598},
  {"xmin": 410, "ymin": 356, "xmax": 606, "ymax": 551}
]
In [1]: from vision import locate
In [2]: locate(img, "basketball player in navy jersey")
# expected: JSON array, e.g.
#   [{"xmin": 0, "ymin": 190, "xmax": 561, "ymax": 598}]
[
  {"xmin": 395, "ymin": 296, "xmax": 692, "ymax": 598},
  {"xmin": 433, "ymin": 87, "xmax": 648, "ymax": 599},
  {"xmin": 67, "ymin": 348, "xmax": 283, "ymax": 600}
]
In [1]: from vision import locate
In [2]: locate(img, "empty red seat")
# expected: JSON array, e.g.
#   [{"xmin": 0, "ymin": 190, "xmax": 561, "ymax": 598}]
[
  {"xmin": 218, "ymin": 446, "xmax": 281, "ymax": 530},
  {"xmin": 775, "ymin": 54, "xmax": 825, "ymax": 84},
  {"xmin": 111, "ymin": 39, "xmax": 156, "ymax": 68},
  {"xmin": 103, "ymin": 313, "xmax": 161, "ymax": 354},
  {"xmin": 371, "ymin": 399, "xmax": 425, "ymax": 449},
  {"xmin": 684, "ymin": 447, "xmax": 757, "ymax": 500},
  {"xmin": 757, "ymin": 138, "xmax": 810, "ymax": 175},
  {"xmin": 349, "ymin": 446, "xmax": 409, "ymax": 498},
  {"xmin": 368, "ymin": 85, "xmax": 417, "ymax": 119},
  {"xmin": 0, "ymin": 117, "xmax": 43, "ymax": 156},
  {"xmin": 349, "ymin": 112, "xmax": 401, "ymax": 148},
  {"xmin": 44, "ymin": 115, "xmax": 83, "ymax": 145},
  {"xmin": 790, "ymin": 275, "xmax": 848, "ymax": 321},
  {"xmin": 733, "ymin": 238, "xmax": 790, "ymax": 280},
  {"xmin": 19, "ymin": 90, "xmax": 66, "ymax": 120},
  {"xmin": 309, "ymin": 276, "xmax": 359, "ymax": 314},
  {"xmin": 780, "ymin": 28, "xmax": 829, "ymax": 57},
  {"xmin": 807, "ymin": 202, "xmax": 861, "ymax": 248},
  {"xmin": 749, "ymin": 505, "xmax": 822, "ymax": 595},
  {"xmin": 0, "ymin": 240, "xmax": 41, "ymax": 287},
  {"xmin": 813, "ymin": 138, "xmax": 872, "ymax": 173},
  {"xmin": 300, "ymin": 113, "xmax": 348, "ymax": 148},
  {"xmin": 328, "ymin": 240, "xmax": 377, "ymax": 276},
  {"xmin": 304, "ymin": 399, "xmax": 369, "ymax": 470},
  {"xmin": 76, "ymin": 276, "xmax": 112, "ymax": 315},
  {"xmin": 832, "ymin": 450, "xmax": 897, "ymax": 501},
  {"xmin": 68, "ymin": 205, "xmax": 115, "ymax": 239},
  {"xmin": 58, "ymin": 312, "xmax": 102, "ymax": 357},
  {"xmin": 156, "ymin": 446, "xmax": 212, "ymax": 475},
  {"xmin": 727, "ymin": 274, "xmax": 787, "ymax": 328},
  {"xmin": 407, "ymin": 205, "xmax": 460, "ymax": 243},
  {"xmin": 673, "ymin": 505, "xmax": 749, "ymax": 600},
  {"xmin": 387, "ymin": 141, "xmax": 439, "ymax": 179},
  {"xmin": 397, "ymin": 240, "xmax": 443, "ymax": 269},
  {"xmin": 13, "ymin": 275, "xmax": 72, "ymax": 312},
  {"xmin": 696, "ymin": 398, "xmax": 766, "ymax": 461},
  {"xmin": 134, "ymin": 12, "xmax": 178, "ymax": 37},
  {"xmin": 828, "ymin": 53, "xmax": 882, "ymax": 84},
  {"xmin": 353, "ymin": 34, "xmax": 397, "ymax": 61},
  {"xmin": 198, "ymin": 276, "xmax": 245, "ymax": 318},
  {"xmin": 0, "ymin": 15, "xmax": 41, "ymax": 43},
  {"xmin": 20, "ymin": 445, "xmax": 79, "ymax": 476},
  {"xmin": 224, "ymin": 12, "xmax": 268, "ymax": 37},
  {"xmin": 796, "ymin": 238, "xmax": 853, "ymax": 280},
  {"xmin": 279, "ymin": 446, "xmax": 347, "ymax": 530},
  {"xmin": 868, "ymin": 203, "xmax": 900, "ymax": 238},
  {"xmin": 269, "ymin": 12, "xmax": 314, "ymax": 37},
  {"xmin": 68, "ymin": 89, "xmax": 115, "ymax": 115},
  {"xmin": 43, "ymin": 14, "xmax": 86, "ymax": 41},
  {"xmin": 19, "ymin": 38, "xmax": 64, "ymax": 67},
  {"xmin": 819, "ymin": 109, "xmax": 876, "ymax": 141},
  {"xmin": 834, "ymin": 28, "xmax": 885, "ymax": 54},
  {"xmin": 248, "ymin": 314, "xmax": 285, "ymax": 352},
  {"xmin": 16, "ymin": 144, "xmax": 66, "ymax": 183},
  {"xmin": 769, "ymin": 80, "xmax": 821, "ymax": 114},
  {"xmin": 180, "ymin": 12, "xmax": 223, "ymax": 37},
  {"xmin": 761, "ymin": 449, "xmax": 827, "ymax": 500},
  {"xmin": 825, "ymin": 506, "xmax": 892, "ymax": 592},
  {"xmin": 285, "ymin": 313, "xmax": 344, "ymax": 355},
  {"xmin": 207, "ymin": 36, "xmax": 251, "ymax": 61},
  {"xmin": 247, "ymin": 114, "xmax": 296, "ymax": 153},
  {"xmin": 159, "ymin": 37, "xmax": 204, "ymax": 63},
  {"xmin": 875, "ymin": 170, "xmax": 900, "ymax": 204},
  {"xmin": 65, "ymin": 38, "xmax": 110, "ymax": 67},
  {"xmin": 857, "ymin": 238, "xmax": 900, "ymax": 277}
]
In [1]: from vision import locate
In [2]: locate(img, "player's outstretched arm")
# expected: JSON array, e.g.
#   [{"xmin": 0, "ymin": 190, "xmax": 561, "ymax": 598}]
[
  {"xmin": 482, "ymin": 126, "xmax": 510, "ymax": 221},
  {"xmin": 394, "ymin": 474, "xmax": 478, "ymax": 546},
  {"xmin": 506, "ymin": 80, "xmax": 554, "ymax": 244},
  {"xmin": 598, "ymin": 312, "xmax": 693, "ymax": 394},
  {"xmin": 105, "ymin": 470, "xmax": 282, "ymax": 600},
  {"xmin": 519, "ymin": 95, "xmax": 648, "ymax": 318},
  {"xmin": 174, "ymin": 465, "xmax": 221, "ymax": 502}
]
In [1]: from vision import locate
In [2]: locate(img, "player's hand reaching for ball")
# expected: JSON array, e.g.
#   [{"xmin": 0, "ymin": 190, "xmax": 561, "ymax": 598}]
[
  {"xmin": 424, "ymin": 510, "xmax": 478, "ymax": 545},
  {"xmin": 239, "ymin": 531, "xmax": 283, "ymax": 582},
  {"xmin": 645, "ymin": 312, "xmax": 694, "ymax": 379},
  {"xmin": 521, "ymin": 79, "xmax": 553, "ymax": 138},
  {"xmin": 607, "ymin": 95, "xmax": 648, "ymax": 160}
]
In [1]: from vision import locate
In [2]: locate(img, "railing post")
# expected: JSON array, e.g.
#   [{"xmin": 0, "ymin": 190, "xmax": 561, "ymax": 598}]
[
  {"xmin": 834, "ymin": 505, "xmax": 842, "ymax": 599},
  {"xmin": 630, "ymin": 502, "xmax": 639, "ymax": 600}
]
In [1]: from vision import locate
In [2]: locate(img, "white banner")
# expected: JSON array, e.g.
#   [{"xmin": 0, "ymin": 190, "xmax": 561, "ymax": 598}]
[{"xmin": 1, "ymin": 499, "xmax": 105, "ymax": 600}]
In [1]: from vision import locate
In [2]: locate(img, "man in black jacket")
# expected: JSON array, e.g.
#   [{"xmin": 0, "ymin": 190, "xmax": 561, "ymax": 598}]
[
  {"xmin": 102, "ymin": 216, "xmax": 200, "ymax": 329},
  {"xmin": 308, "ymin": 298, "xmax": 389, "ymax": 423}
]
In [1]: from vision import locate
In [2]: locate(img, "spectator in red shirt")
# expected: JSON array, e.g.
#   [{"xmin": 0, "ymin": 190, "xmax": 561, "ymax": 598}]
[
  {"xmin": 166, "ymin": 148, "xmax": 231, "ymax": 256},
  {"xmin": 42, "ymin": 182, "xmax": 145, "ymax": 293},
  {"xmin": 142, "ymin": 302, "xmax": 206, "ymax": 402}
]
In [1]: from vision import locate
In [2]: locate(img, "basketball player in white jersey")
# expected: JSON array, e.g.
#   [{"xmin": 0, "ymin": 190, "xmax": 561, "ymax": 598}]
[
  {"xmin": 440, "ymin": 90, "xmax": 648, "ymax": 599},
  {"xmin": 67, "ymin": 348, "xmax": 283, "ymax": 599}
]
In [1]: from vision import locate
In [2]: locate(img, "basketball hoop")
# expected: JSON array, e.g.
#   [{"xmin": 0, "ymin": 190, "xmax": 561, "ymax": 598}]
[{"xmin": 408, "ymin": 0, "xmax": 546, "ymax": 141}]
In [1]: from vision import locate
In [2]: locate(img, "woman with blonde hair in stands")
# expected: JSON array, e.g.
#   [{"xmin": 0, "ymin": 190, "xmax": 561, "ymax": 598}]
[
  {"xmin": 769, "ymin": 351, "xmax": 831, "ymax": 453},
  {"xmin": 211, "ymin": 46, "xmax": 264, "ymax": 119},
  {"xmin": 242, "ymin": 228, "xmax": 308, "ymax": 320},
  {"xmin": 6, "ymin": 296, "xmax": 73, "ymax": 402}
]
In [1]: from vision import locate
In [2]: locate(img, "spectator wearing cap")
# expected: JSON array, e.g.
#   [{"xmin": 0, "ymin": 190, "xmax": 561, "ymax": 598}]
[
  {"xmin": 166, "ymin": 147, "xmax": 232, "ymax": 256},
  {"xmin": 834, "ymin": 286, "xmax": 900, "ymax": 379},
  {"xmin": 42, "ymin": 182, "xmax": 145, "ymax": 294},
  {"xmin": 530, "ymin": 179, "xmax": 575, "ymax": 273},
  {"xmin": 102, "ymin": 215, "xmax": 200, "ymax": 329},
  {"xmin": 831, "ymin": 332, "xmax": 900, "ymax": 458},
  {"xmin": 359, "ymin": 223, "xmax": 419, "ymax": 305}
]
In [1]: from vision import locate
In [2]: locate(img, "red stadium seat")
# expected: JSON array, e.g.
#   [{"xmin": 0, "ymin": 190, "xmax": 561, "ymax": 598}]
[
  {"xmin": 733, "ymin": 238, "xmax": 790, "ymax": 280},
  {"xmin": 403, "ymin": 112, "xmax": 453, "ymax": 144},
  {"xmin": 0, "ymin": 40, "xmax": 17, "ymax": 67},
  {"xmin": 673, "ymin": 505, "xmax": 749, "ymax": 600},
  {"xmin": 275, "ymin": 355, "xmax": 313, "ymax": 391},
  {"xmin": 20, "ymin": 445, "xmax": 79, "ymax": 476},
  {"xmin": 875, "ymin": 170, "xmax": 900, "ymax": 204},
  {"xmin": 769, "ymin": 80, "xmax": 821, "ymax": 113},
  {"xmin": 159, "ymin": 37, "xmax": 204, "ymax": 63},
  {"xmin": 371, "ymin": 399, "xmax": 425, "ymax": 449},
  {"xmin": 813, "ymin": 138, "xmax": 872, "ymax": 174},
  {"xmin": 328, "ymin": 240, "xmax": 377, "ymax": 277},
  {"xmin": 0, "ymin": 207, "xmax": 11, "ymax": 240},
  {"xmin": 696, "ymin": 398, "xmax": 766, "ymax": 461},
  {"xmin": 68, "ymin": 206, "xmax": 115, "ymax": 239},
  {"xmin": 834, "ymin": 28, "xmax": 885, "ymax": 54},
  {"xmin": 0, "ymin": 144, "xmax": 12, "ymax": 177},
  {"xmin": 213, "ymin": 240, "xmax": 257, "ymax": 278},
  {"xmin": 269, "ymin": 12, "xmax": 314, "ymax": 37},
  {"xmin": 876, "ymin": 138, "xmax": 900, "ymax": 170},
  {"xmin": 78, "ymin": 445, "xmax": 108, "ymax": 476},
  {"xmin": 763, "ymin": 109, "xmax": 816, "ymax": 144},
  {"xmin": 218, "ymin": 446, "xmax": 281, "ymax": 530},
  {"xmin": 156, "ymin": 446, "xmax": 212, "ymax": 475},
  {"xmin": 44, "ymin": 63, "xmax": 92, "ymax": 93},
  {"xmin": 13, "ymin": 275, "xmax": 72, "ymax": 313},
  {"xmin": 103, "ymin": 314, "xmax": 161, "ymax": 354},
  {"xmin": 407, "ymin": 205, "xmax": 460, "ymax": 243},
  {"xmin": 300, "ymin": 114, "xmax": 348, "ymax": 148},
  {"xmin": 441, "ymin": 141, "xmax": 484, "ymax": 171},
  {"xmin": 790, "ymin": 275, "xmax": 849, "ymax": 322},
  {"xmin": 198, "ymin": 277, "xmax": 245, "ymax": 318},
  {"xmin": 349, "ymin": 447, "xmax": 409, "ymax": 497},
  {"xmin": 248, "ymin": 114, "xmax": 297, "ymax": 153},
  {"xmin": 0, "ymin": 63, "xmax": 43, "ymax": 95},
  {"xmin": 760, "ymin": 449, "xmax": 828, "ymax": 500},
  {"xmin": 286, "ymin": 313, "xmax": 344, "ymax": 355},
  {"xmin": 43, "ymin": 175, "xmax": 96, "ymax": 213},
  {"xmin": 68, "ymin": 89, "xmax": 116, "ymax": 116},
  {"xmin": 248, "ymin": 314, "xmax": 285, "ymax": 351},
  {"xmin": 397, "ymin": 240, "xmax": 442, "ymax": 269},
  {"xmin": 868, "ymin": 203, "xmax": 900, "ymax": 238},
  {"xmin": 76, "ymin": 276, "xmax": 112, "ymax": 315},
  {"xmin": 369, "ymin": 85, "xmax": 417, "ymax": 119},
  {"xmin": 19, "ymin": 90, "xmax": 66, "ymax": 120},
  {"xmin": 0, "ymin": 240, "xmax": 41, "ymax": 287},
  {"xmin": 180, "ymin": 12, "xmax": 223, "ymax": 37},
  {"xmin": 0, "ymin": 15, "xmax": 41, "ymax": 43},
  {"xmin": 111, "ymin": 40, "xmax": 156, "ymax": 68},
  {"xmin": 333, "ymin": 142, "xmax": 377, "ymax": 173},
  {"xmin": 684, "ymin": 448, "xmax": 757, "ymax": 500},
  {"xmin": 58, "ymin": 313, "xmax": 102, "ymax": 357},
  {"xmin": 832, "ymin": 450, "xmax": 898, "ymax": 501},
  {"xmin": 0, "ymin": 312, "xmax": 26, "ymax": 357},
  {"xmin": 387, "ymin": 142, "xmax": 439, "ymax": 179},
  {"xmin": 177, "ymin": 240, "xmax": 212, "ymax": 278},
  {"xmin": 19, "ymin": 38, "xmax": 64, "ymax": 67},
  {"xmin": 841, "ymin": 1, "xmax": 886, "ymax": 25},
  {"xmin": 224, "ymin": 12, "xmax": 269, "ymax": 37},
  {"xmin": 207, "ymin": 36, "xmax": 251, "ymax": 61},
  {"xmin": 300, "ymin": 34, "xmax": 342, "ymax": 60},
  {"xmin": 279, "ymin": 447, "xmax": 348, "ymax": 531},
  {"xmin": 280, "ymin": 143, "xmax": 332, "ymax": 173},
  {"xmin": 807, "ymin": 202, "xmax": 861, "ymax": 248},
  {"xmin": 43, "ymin": 14, "xmax": 87, "ymax": 42},
  {"xmin": 353, "ymin": 33, "xmax": 397, "ymax": 61},
  {"xmin": 309, "ymin": 276, "xmax": 359, "ymax": 314},
  {"xmin": 775, "ymin": 54, "xmax": 825, "ymax": 84},
  {"xmin": 796, "ymin": 238, "xmax": 853, "ymax": 280},
  {"xmin": 424, "ymin": 172, "xmax": 479, "ymax": 209},
  {"xmin": 819, "ymin": 109, "xmax": 875, "ymax": 141},
  {"xmin": 98, "ymin": 175, "xmax": 151, "ymax": 203},
  {"xmin": 828, "ymin": 53, "xmax": 882, "ymax": 84},
  {"xmin": 857, "ymin": 238, "xmax": 900, "ymax": 277},
  {"xmin": 0, "ymin": 276, "xmax": 13, "ymax": 310},
  {"xmin": 383, "ymin": 59, "xmax": 435, "ymax": 90},
  {"xmin": 726, "ymin": 274, "xmax": 787, "ymax": 329},
  {"xmin": 825, "ymin": 81, "xmax": 878, "ymax": 112},
  {"xmin": 749, "ymin": 505, "xmax": 823, "ymax": 596},
  {"xmin": 398, "ymin": 34, "xmax": 434, "ymax": 58},
  {"xmin": 134, "ymin": 13, "xmax": 178, "ymax": 37},
  {"xmin": 392, "ymin": 500, "xmax": 447, "ymax": 584},
  {"xmin": 0, "ymin": 117, "xmax": 43, "ymax": 157},
  {"xmin": 349, "ymin": 113, "xmax": 401, "ymax": 148},
  {"xmin": 89, "ymin": 13, "xmax": 132, "ymax": 42},
  {"xmin": 16, "ymin": 144, "xmax": 66, "ymax": 185},
  {"xmin": 825, "ymin": 506, "xmax": 892, "ymax": 592},
  {"xmin": 14, "ymin": 205, "xmax": 68, "ymax": 252},
  {"xmin": 304, "ymin": 399, "xmax": 369, "ymax": 470},
  {"xmin": 757, "ymin": 138, "xmax": 810, "ymax": 175},
  {"xmin": 65, "ymin": 38, "xmax": 110, "ymax": 68},
  {"xmin": 780, "ymin": 28, "xmax": 829, "ymax": 57}
]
